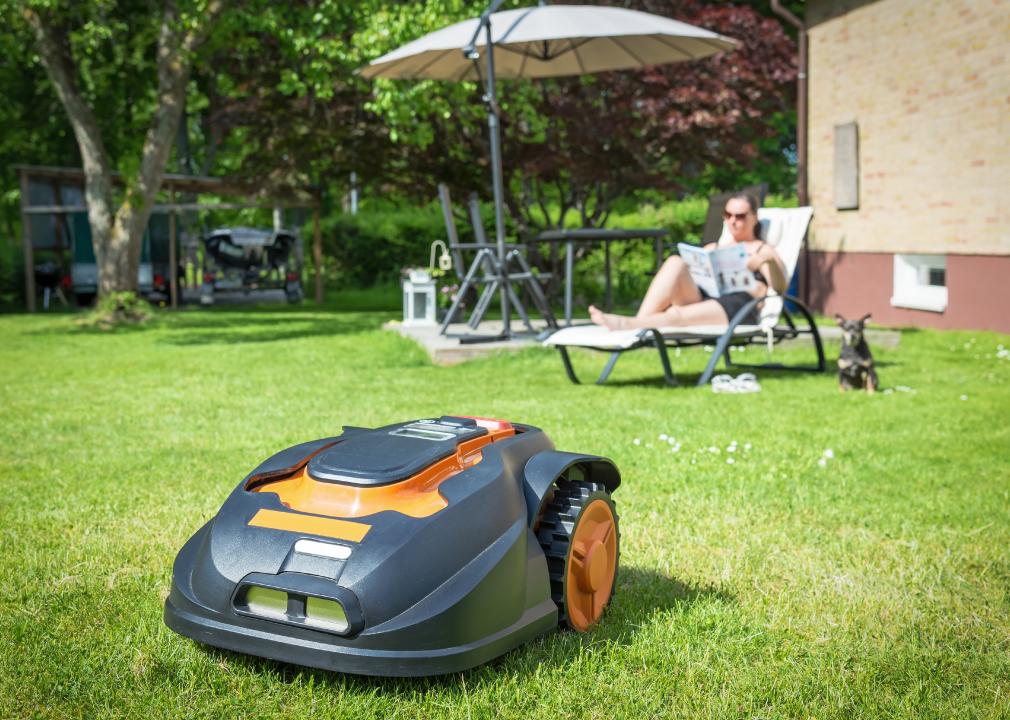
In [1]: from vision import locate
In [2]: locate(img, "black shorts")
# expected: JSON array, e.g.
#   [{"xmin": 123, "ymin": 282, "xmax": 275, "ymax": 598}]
[{"xmin": 700, "ymin": 289, "xmax": 760, "ymax": 324}]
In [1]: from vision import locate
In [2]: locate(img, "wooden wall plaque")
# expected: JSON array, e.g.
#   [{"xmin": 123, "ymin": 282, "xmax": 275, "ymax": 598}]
[{"xmin": 834, "ymin": 122, "xmax": 859, "ymax": 210}]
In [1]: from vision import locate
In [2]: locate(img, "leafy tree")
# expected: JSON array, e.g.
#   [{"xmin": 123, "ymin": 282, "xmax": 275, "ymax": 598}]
[
  {"xmin": 3, "ymin": 0, "xmax": 394, "ymax": 301},
  {"xmin": 14, "ymin": 0, "xmax": 222, "ymax": 296},
  {"xmin": 192, "ymin": 0, "xmax": 390, "ymax": 197},
  {"xmin": 361, "ymin": 0, "xmax": 797, "ymax": 234}
]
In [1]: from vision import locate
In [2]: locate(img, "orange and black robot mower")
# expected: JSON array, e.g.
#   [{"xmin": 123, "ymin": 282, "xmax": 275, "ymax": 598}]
[{"xmin": 165, "ymin": 416, "xmax": 621, "ymax": 676}]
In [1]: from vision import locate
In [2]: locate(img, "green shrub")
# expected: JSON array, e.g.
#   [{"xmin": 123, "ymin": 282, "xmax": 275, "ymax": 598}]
[
  {"xmin": 317, "ymin": 202, "xmax": 467, "ymax": 288},
  {"xmin": 76, "ymin": 291, "xmax": 154, "ymax": 330},
  {"xmin": 313, "ymin": 193, "xmax": 796, "ymax": 301},
  {"xmin": 0, "ymin": 240, "xmax": 25, "ymax": 309}
]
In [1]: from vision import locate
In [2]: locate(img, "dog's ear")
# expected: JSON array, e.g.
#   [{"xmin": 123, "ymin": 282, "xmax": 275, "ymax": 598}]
[
  {"xmin": 834, "ymin": 313, "xmax": 846, "ymax": 325},
  {"xmin": 860, "ymin": 313, "xmax": 872, "ymax": 324}
]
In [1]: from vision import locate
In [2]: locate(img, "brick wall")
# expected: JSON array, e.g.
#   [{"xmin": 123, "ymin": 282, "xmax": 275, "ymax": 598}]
[
  {"xmin": 807, "ymin": 250, "xmax": 1010, "ymax": 332},
  {"xmin": 806, "ymin": 0, "xmax": 1010, "ymax": 256}
]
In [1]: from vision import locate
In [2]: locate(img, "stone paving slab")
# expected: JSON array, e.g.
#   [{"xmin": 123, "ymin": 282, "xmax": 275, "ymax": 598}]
[{"xmin": 383, "ymin": 320, "xmax": 552, "ymax": 365}]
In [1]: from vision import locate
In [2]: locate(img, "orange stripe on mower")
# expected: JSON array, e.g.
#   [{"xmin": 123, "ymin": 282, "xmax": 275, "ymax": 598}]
[{"xmin": 248, "ymin": 508, "xmax": 371, "ymax": 542}]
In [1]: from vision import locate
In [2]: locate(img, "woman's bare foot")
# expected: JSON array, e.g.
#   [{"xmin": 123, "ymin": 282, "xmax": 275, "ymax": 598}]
[{"xmin": 588, "ymin": 304, "xmax": 629, "ymax": 330}]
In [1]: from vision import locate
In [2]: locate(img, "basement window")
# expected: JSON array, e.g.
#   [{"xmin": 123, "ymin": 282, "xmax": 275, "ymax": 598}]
[{"xmin": 891, "ymin": 254, "xmax": 947, "ymax": 313}]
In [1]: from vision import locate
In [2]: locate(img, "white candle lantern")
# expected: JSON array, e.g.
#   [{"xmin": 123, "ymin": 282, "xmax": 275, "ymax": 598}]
[{"xmin": 402, "ymin": 269, "xmax": 436, "ymax": 326}]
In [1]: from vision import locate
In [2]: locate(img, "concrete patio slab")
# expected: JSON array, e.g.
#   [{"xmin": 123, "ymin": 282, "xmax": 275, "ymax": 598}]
[{"xmin": 383, "ymin": 320, "xmax": 552, "ymax": 365}]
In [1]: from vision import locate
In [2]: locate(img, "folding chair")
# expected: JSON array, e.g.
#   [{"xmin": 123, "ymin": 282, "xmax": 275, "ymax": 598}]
[
  {"xmin": 437, "ymin": 184, "xmax": 556, "ymax": 335},
  {"xmin": 543, "ymin": 207, "xmax": 825, "ymax": 387}
]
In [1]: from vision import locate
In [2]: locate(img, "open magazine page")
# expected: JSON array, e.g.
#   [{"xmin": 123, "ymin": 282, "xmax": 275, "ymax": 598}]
[
  {"xmin": 710, "ymin": 245, "xmax": 756, "ymax": 295},
  {"xmin": 676, "ymin": 243, "xmax": 720, "ymax": 297}
]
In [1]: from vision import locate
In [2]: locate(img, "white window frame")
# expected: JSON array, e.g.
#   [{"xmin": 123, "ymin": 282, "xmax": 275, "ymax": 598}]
[{"xmin": 891, "ymin": 254, "xmax": 947, "ymax": 313}]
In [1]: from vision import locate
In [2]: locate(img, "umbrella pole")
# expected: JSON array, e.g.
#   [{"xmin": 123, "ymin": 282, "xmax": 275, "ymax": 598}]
[{"xmin": 483, "ymin": 19, "xmax": 511, "ymax": 338}]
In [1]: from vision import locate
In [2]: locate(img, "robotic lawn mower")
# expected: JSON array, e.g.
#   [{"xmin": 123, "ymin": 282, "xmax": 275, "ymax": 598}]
[{"xmin": 165, "ymin": 416, "xmax": 621, "ymax": 676}]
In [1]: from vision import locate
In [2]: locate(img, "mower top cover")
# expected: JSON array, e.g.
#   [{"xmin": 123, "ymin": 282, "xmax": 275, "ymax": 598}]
[{"xmin": 308, "ymin": 417, "xmax": 488, "ymax": 485}]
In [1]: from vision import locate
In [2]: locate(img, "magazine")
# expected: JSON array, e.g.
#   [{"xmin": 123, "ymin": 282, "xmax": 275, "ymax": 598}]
[{"xmin": 676, "ymin": 242, "xmax": 756, "ymax": 298}]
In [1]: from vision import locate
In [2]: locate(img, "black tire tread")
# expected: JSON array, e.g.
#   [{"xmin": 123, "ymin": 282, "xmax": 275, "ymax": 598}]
[{"xmin": 535, "ymin": 477, "xmax": 620, "ymax": 629}]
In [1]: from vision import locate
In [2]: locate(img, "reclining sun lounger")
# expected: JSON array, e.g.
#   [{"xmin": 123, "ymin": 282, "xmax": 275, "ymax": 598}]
[{"xmin": 543, "ymin": 206, "xmax": 825, "ymax": 387}]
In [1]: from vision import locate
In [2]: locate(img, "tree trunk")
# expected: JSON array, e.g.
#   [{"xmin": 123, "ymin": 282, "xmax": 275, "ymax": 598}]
[
  {"xmin": 23, "ymin": 8, "xmax": 116, "ymax": 290},
  {"xmin": 24, "ymin": 1, "xmax": 222, "ymax": 297}
]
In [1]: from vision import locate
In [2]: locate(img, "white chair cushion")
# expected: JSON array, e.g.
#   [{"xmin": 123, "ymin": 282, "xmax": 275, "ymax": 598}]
[
  {"xmin": 543, "ymin": 325, "xmax": 645, "ymax": 349},
  {"xmin": 543, "ymin": 323, "xmax": 764, "ymax": 350}
]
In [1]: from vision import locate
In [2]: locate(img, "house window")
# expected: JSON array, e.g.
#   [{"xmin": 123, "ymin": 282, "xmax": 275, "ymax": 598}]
[{"xmin": 891, "ymin": 254, "xmax": 947, "ymax": 313}]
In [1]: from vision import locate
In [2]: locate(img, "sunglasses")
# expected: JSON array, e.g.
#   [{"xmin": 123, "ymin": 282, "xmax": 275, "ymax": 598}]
[{"xmin": 723, "ymin": 211, "xmax": 752, "ymax": 222}]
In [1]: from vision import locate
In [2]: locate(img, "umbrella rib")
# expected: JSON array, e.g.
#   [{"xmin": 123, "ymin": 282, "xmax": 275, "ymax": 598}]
[
  {"xmin": 607, "ymin": 36, "xmax": 649, "ymax": 68},
  {"xmin": 498, "ymin": 7, "xmax": 537, "ymax": 44},
  {"xmin": 572, "ymin": 39, "xmax": 588, "ymax": 75},
  {"xmin": 412, "ymin": 49, "xmax": 455, "ymax": 78},
  {"xmin": 470, "ymin": 56, "xmax": 484, "ymax": 85},
  {"xmin": 364, "ymin": 53, "xmax": 419, "ymax": 79},
  {"xmin": 562, "ymin": 38, "xmax": 593, "ymax": 63},
  {"xmin": 697, "ymin": 37, "xmax": 734, "ymax": 56},
  {"xmin": 494, "ymin": 37, "xmax": 591, "ymax": 62},
  {"xmin": 517, "ymin": 46, "xmax": 530, "ymax": 77},
  {"xmin": 497, "ymin": 44, "xmax": 537, "ymax": 59},
  {"xmin": 458, "ymin": 60, "xmax": 476, "ymax": 82},
  {"xmin": 652, "ymin": 35, "xmax": 696, "ymax": 62}
]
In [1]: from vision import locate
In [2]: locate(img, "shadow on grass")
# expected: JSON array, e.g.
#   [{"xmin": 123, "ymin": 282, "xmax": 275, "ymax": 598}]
[
  {"xmin": 573, "ymin": 356, "xmax": 903, "ymax": 389},
  {"xmin": 24, "ymin": 309, "xmax": 389, "ymax": 345},
  {"xmin": 196, "ymin": 565, "xmax": 729, "ymax": 691},
  {"xmin": 155, "ymin": 312, "xmax": 385, "ymax": 346}
]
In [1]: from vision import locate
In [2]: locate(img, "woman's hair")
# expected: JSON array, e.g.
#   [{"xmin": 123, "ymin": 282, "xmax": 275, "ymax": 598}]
[{"xmin": 725, "ymin": 192, "xmax": 762, "ymax": 239}]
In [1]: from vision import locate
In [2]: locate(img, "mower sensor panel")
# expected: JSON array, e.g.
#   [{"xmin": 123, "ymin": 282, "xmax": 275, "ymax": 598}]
[{"xmin": 307, "ymin": 419, "xmax": 488, "ymax": 486}]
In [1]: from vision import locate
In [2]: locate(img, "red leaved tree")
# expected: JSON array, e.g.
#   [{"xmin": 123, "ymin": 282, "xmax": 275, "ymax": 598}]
[{"xmin": 386, "ymin": 0, "xmax": 797, "ymax": 235}]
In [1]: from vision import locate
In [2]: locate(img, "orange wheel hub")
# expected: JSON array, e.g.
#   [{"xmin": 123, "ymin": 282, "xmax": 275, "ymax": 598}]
[{"xmin": 565, "ymin": 498, "xmax": 618, "ymax": 631}]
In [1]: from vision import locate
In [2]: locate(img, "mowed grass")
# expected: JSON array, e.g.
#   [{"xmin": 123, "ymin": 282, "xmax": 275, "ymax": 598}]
[{"xmin": 1, "ymin": 300, "xmax": 1009, "ymax": 719}]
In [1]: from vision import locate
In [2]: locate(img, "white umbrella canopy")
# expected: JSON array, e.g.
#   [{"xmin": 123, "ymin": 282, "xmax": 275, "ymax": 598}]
[
  {"xmin": 360, "ymin": 5, "xmax": 737, "ymax": 81},
  {"xmin": 360, "ymin": 3, "xmax": 737, "ymax": 340}
]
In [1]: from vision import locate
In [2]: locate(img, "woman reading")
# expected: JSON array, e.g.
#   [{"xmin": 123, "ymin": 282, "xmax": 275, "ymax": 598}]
[{"xmin": 588, "ymin": 193, "xmax": 787, "ymax": 330}]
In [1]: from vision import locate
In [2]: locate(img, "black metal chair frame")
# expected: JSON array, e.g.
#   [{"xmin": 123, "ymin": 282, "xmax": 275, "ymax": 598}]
[{"xmin": 437, "ymin": 184, "xmax": 556, "ymax": 334}]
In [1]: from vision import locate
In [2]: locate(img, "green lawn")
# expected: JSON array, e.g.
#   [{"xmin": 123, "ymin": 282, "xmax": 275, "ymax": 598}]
[{"xmin": 2, "ymin": 301, "xmax": 1009, "ymax": 719}]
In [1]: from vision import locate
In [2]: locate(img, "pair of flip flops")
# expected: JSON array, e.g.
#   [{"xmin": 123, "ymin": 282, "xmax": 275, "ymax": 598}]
[{"xmin": 711, "ymin": 373, "xmax": 761, "ymax": 394}]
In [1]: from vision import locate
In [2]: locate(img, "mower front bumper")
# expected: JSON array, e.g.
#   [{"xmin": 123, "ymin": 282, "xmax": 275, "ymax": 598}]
[{"xmin": 164, "ymin": 588, "xmax": 556, "ymax": 677}]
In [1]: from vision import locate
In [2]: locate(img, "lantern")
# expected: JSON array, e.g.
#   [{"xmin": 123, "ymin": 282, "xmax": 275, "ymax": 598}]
[{"xmin": 402, "ymin": 269, "xmax": 436, "ymax": 326}]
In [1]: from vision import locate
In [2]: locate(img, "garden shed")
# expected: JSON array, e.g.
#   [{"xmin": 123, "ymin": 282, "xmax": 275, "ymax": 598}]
[{"xmin": 15, "ymin": 164, "xmax": 323, "ymax": 311}]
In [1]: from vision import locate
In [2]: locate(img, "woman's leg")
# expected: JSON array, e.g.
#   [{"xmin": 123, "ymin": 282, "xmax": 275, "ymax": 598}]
[
  {"xmin": 591, "ymin": 298, "xmax": 728, "ymax": 331},
  {"xmin": 589, "ymin": 255, "xmax": 704, "ymax": 328},
  {"xmin": 637, "ymin": 256, "xmax": 702, "ymax": 315}
]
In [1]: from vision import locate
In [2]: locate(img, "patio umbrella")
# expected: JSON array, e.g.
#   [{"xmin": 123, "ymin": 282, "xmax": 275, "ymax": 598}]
[{"xmin": 361, "ymin": 3, "xmax": 737, "ymax": 338}]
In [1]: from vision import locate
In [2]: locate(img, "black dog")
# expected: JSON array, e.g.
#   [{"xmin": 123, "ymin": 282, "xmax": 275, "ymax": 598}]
[{"xmin": 836, "ymin": 313, "xmax": 879, "ymax": 393}]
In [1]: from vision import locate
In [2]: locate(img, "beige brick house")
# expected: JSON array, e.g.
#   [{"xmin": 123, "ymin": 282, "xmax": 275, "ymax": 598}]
[{"xmin": 804, "ymin": 0, "xmax": 1010, "ymax": 331}]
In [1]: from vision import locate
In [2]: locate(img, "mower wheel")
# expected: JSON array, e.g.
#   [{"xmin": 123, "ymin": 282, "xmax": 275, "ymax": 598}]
[{"xmin": 537, "ymin": 477, "xmax": 619, "ymax": 631}]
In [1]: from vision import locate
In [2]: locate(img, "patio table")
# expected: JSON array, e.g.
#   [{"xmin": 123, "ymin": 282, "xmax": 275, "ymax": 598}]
[{"xmin": 535, "ymin": 227, "xmax": 669, "ymax": 326}]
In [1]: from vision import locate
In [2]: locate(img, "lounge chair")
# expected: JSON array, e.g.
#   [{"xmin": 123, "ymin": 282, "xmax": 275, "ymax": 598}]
[{"xmin": 543, "ymin": 206, "xmax": 825, "ymax": 387}]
